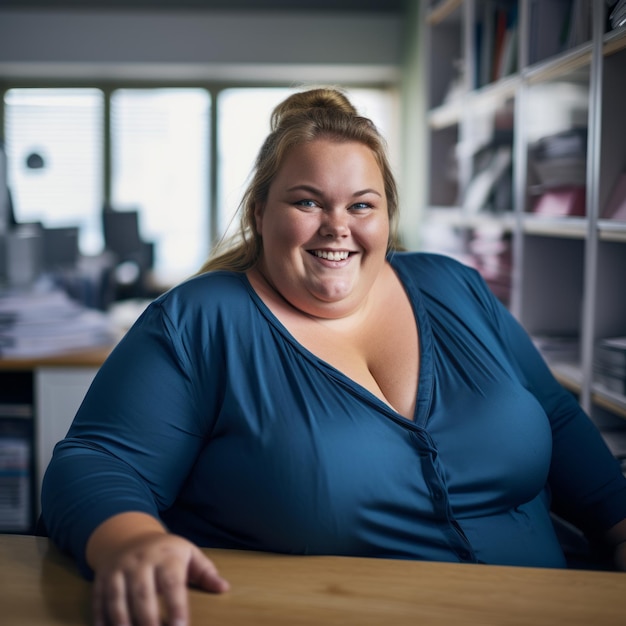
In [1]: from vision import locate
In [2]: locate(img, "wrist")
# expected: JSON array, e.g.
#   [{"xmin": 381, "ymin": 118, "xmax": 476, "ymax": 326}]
[{"xmin": 86, "ymin": 512, "xmax": 166, "ymax": 570}]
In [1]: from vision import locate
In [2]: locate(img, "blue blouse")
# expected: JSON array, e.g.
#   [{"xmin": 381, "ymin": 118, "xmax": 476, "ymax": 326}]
[{"xmin": 42, "ymin": 252, "xmax": 626, "ymax": 575}]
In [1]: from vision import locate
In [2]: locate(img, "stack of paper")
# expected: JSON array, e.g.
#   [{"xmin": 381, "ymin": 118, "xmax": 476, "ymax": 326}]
[
  {"xmin": 0, "ymin": 435, "xmax": 30, "ymax": 531},
  {"xmin": 529, "ymin": 128, "xmax": 588, "ymax": 188},
  {"xmin": 532, "ymin": 335, "xmax": 580, "ymax": 366},
  {"xmin": 595, "ymin": 337, "xmax": 626, "ymax": 396},
  {"xmin": 528, "ymin": 128, "xmax": 588, "ymax": 216},
  {"xmin": 0, "ymin": 287, "xmax": 115, "ymax": 358},
  {"xmin": 603, "ymin": 173, "xmax": 626, "ymax": 220}
]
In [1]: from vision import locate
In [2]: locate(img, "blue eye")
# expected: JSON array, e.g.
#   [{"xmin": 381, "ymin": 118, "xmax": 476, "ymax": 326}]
[
  {"xmin": 295, "ymin": 199, "xmax": 318, "ymax": 208},
  {"xmin": 351, "ymin": 202, "xmax": 372, "ymax": 210}
]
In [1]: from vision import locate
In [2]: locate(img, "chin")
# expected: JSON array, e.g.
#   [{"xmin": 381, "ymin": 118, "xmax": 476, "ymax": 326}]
[{"xmin": 303, "ymin": 293, "xmax": 361, "ymax": 319}]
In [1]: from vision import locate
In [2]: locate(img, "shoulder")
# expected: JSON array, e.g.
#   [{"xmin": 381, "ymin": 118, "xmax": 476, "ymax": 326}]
[
  {"xmin": 124, "ymin": 271, "xmax": 257, "ymax": 364},
  {"xmin": 390, "ymin": 251, "xmax": 499, "ymax": 317},
  {"xmin": 147, "ymin": 271, "xmax": 254, "ymax": 327},
  {"xmin": 158, "ymin": 270, "xmax": 249, "ymax": 305},
  {"xmin": 390, "ymin": 251, "xmax": 482, "ymax": 289}
]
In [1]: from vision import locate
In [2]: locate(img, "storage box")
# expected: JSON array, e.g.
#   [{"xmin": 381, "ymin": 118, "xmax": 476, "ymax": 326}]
[{"xmin": 0, "ymin": 436, "xmax": 31, "ymax": 532}]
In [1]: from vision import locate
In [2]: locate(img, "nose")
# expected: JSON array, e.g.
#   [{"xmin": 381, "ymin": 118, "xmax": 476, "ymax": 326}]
[{"xmin": 319, "ymin": 208, "xmax": 349, "ymax": 238}]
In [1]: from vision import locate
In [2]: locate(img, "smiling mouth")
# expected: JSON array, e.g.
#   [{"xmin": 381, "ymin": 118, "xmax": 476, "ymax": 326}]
[{"xmin": 310, "ymin": 250, "xmax": 351, "ymax": 261}]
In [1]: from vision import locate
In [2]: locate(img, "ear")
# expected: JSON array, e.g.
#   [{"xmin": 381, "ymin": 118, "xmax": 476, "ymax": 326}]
[{"xmin": 253, "ymin": 202, "xmax": 264, "ymax": 236}]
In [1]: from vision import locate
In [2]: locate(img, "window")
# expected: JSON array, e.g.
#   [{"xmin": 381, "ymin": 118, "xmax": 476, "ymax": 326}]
[
  {"xmin": 4, "ymin": 88, "xmax": 104, "ymax": 254},
  {"xmin": 217, "ymin": 87, "xmax": 398, "ymax": 239},
  {"xmin": 110, "ymin": 88, "xmax": 211, "ymax": 284},
  {"xmin": 217, "ymin": 88, "xmax": 295, "ymax": 238},
  {"xmin": 3, "ymin": 85, "xmax": 396, "ymax": 294}
]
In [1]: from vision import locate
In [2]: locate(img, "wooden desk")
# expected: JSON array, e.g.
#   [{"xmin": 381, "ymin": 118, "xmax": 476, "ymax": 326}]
[
  {"xmin": 1, "ymin": 535, "xmax": 625, "ymax": 625},
  {"xmin": 0, "ymin": 345, "xmax": 112, "ymax": 371}
]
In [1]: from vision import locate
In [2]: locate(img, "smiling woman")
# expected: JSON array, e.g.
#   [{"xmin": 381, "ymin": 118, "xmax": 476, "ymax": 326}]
[{"xmin": 41, "ymin": 87, "xmax": 626, "ymax": 626}]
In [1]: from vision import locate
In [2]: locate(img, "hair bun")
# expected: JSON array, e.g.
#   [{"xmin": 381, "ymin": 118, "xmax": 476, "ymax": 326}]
[{"xmin": 270, "ymin": 88, "xmax": 357, "ymax": 131}]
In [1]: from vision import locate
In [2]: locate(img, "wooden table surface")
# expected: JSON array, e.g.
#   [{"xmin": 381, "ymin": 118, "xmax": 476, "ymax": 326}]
[
  {"xmin": 1, "ymin": 534, "xmax": 625, "ymax": 625},
  {"xmin": 0, "ymin": 345, "xmax": 113, "ymax": 370}
]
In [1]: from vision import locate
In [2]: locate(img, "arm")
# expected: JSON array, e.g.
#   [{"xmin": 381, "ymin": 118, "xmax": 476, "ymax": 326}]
[
  {"xmin": 465, "ymin": 267, "xmax": 626, "ymax": 562},
  {"xmin": 42, "ymin": 296, "xmax": 229, "ymax": 624},
  {"xmin": 43, "ymin": 299, "xmax": 219, "ymax": 566}
]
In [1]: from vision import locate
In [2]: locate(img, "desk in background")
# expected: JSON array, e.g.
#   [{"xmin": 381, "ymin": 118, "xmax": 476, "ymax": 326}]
[
  {"xmin": 0, "ymin": 347, "xmax": 111, "ymax": 532},
  {"xmin": 1, "ymin": 534, "xmax": 625, "ymax": 625}
]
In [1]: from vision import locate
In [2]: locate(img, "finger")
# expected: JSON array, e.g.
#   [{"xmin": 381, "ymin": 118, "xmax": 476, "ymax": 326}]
[
  {"xmin": 92, "ymin": 575, "xmax": 106, "ymax": 626},
  {"xmin": 100, "ymin": 570, "xmax": 132, "ymax": 626},
  {"xmin": 126, "ymin": 567, "xmax": 161, "ymax": 626},
  {"xmin": 187, "ymin": 549, "xmax": 230, "ymax": 593},
  {"xmin": 155, "ymin": 563, "xmax": 190, "ymax": 626}
]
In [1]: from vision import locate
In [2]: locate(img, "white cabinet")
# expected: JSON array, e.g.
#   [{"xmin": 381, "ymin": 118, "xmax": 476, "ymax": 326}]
[{"xmin": 34, "ymin": 367, "xmax": 98, "ymax": 514}]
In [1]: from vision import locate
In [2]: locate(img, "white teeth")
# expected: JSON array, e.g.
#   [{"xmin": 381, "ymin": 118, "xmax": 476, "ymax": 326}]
[{"xmin": 313, "ymin": 250, "xmax": 350, "ymax": 261}]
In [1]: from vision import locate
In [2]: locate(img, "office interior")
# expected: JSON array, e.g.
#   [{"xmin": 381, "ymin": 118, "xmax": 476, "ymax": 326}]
[
  {"xmin": 0, "ymin": 0, "xmax": 422, "ymax": 535},
  {"xmin": 0, "ymin": 0, "xmax": 422, "ymax": 305},
  {"xmin": 0, "ymin": 0, "xmax": 625, "ymax": 542}
]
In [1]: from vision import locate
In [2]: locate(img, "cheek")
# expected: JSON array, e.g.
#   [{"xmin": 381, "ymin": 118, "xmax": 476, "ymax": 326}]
[
  {"xmin": 360, "ymin": 216, "xmax": 389, "ymax": 248},
  {"xmin": 269, "ymin": 213, "xmax": 315, "ymax": 245}
]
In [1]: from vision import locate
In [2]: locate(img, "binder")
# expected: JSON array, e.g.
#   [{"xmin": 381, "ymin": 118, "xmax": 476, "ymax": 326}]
[
  {"xmin": 0, "ymin": 413, "xmax": 33, "ymax": 532},
  {"xmin": 531, "ymin": 186, "xmax": 586, "ymax": 217},
  {"xmin": 603, "ymin": 173, "xmax": 626, "ymax": 220}
]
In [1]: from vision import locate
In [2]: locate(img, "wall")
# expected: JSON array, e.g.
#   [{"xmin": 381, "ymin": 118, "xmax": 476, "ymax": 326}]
[
  {"xmin": 0, "ymin": 6, "xmax": 426, "ymax": 248},
  {"xmin": 0, "ymin": 9, "xmax": 403, "ymax": 84}
]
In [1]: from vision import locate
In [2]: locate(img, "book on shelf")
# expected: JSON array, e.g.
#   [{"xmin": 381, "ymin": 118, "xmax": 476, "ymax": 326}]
[
  {"xmin": 464, "ymin": 145, "xmax": 513, "ymax": 214},
  {"xmin": 602, "ymin": 173, "xmax": 626, "ymax": 220},
  {"xmin": 607, "ymin": 0, "xmax": 626, "ymax": 30},
  {"xmin": 474, "ymin": 1, "xmax": 518, "ymax": 88},
  {"xmin": 468, "ymin": 227, "xmax": 512, "ymax": 304},
  {"xmin": 532, "ymin": 334, "xmax": 580, "ymax": 365},
  {"xmin": 595, "ymin": 336, "xmax": 626, "ymax": 395},
  {"xmin": 531, "ymin": 186, "xmax": 586, "ymax": 218},
  {"xmin": 493, "ymin": 7, "xmax": 508, "ymax": 79},
  {"xmin": 597, "ymin": 337, "xmax": 626, "ymax": 368},
  {"xmin": 478, "ymin": 1, "xmax": 496, "ymax": 88},
  {"xmin": 0, "ymin": 418, "xmax": 32, "ymax": 532},
  {"xmin": 528, "ymin": 128, "xmax": 587, "ymax": 192},
  {"xmin": 529, "ymin": 0, "xmax": 592, "ymax": 64},
  {"xmin": 565, "ymin": 0, "xmax": 593, "ymax": 49},
  {"xmin": 495, "ymin": 20, "xmax": 518, "ymax": 81}
]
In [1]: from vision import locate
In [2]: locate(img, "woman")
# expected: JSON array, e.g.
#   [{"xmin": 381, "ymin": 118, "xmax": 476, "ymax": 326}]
[{"xmin": 42, "ymin": 88, "xmax": 626, "ymax": 626}]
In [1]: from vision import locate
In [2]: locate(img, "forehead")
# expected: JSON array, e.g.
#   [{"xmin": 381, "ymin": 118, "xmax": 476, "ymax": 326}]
[{"xmin": 276, "ymin": 138, "xmax": 383, "ymax": 182}]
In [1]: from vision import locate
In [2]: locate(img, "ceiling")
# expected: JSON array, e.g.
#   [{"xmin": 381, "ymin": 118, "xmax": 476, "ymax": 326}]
[{"xmin": 0, "ymin": 0, "xmax": 409, "ymax": 13}]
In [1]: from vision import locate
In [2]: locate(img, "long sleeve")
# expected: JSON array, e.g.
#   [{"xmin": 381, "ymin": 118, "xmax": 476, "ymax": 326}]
[{"xmin": 41, "ymin": 299, "xmax": 219, "ymax": 577}]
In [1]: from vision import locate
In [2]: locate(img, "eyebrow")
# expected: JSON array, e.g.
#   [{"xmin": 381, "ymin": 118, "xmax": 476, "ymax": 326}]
[{"xmin": 286, "ymin": 184, "xmax": 382, "ymax": 198}]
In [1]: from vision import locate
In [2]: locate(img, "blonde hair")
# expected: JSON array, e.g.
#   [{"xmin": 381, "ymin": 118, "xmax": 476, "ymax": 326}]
[{"xmin": 198, "ymin": 87, "xmax": 399, "ymax": 274}]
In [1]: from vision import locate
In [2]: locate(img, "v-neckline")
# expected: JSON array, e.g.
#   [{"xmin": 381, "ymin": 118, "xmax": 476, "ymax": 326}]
[{"xmin": 240, "ymin": 255, "xmax": 434, "ymax": 428}]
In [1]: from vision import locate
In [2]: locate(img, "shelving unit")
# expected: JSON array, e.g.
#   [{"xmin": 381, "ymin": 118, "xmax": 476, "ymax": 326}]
[
  {"xmin": 0, "ymin": 371, "xmax": 34, "ymax": 533},
  {"xmin": 421, "ymin": 1, "xmax": 626, "ymax": 443},
  {"xmin": 0, "ymin": 348, "xmax": 109, "ymax": 532}
]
